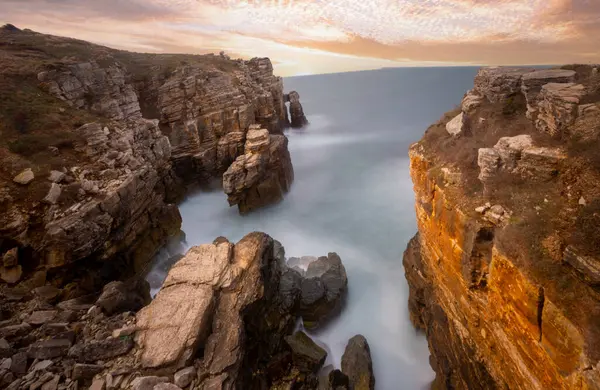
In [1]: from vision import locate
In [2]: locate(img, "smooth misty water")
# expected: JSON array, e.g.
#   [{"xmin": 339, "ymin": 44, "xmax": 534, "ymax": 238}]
[{"xmin": 147, "ymin": 67, "xmax": 480, "ymax": 390}]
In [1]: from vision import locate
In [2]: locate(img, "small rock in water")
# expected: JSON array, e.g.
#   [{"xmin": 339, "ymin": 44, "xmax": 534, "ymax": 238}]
[
  {"xmin": 284, "ymin": 331, "xmax": 327, "ymax": 373},
  {"xmin": 341, "ymin": 335, "xmax": 375, "ymax": 390}
]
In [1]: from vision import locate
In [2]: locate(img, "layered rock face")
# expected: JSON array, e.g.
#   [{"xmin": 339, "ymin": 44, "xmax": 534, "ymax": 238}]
[
  {"xmin": 0, "ymin": 27, "xmax": 301, "ymax": 292},
  {"xmin": 222, "ymin": 125, "xmax": 294, "ymax": 214},
  {"xmin": 405, "ymin": 66, "xmax": 600, "ymax": 389}
]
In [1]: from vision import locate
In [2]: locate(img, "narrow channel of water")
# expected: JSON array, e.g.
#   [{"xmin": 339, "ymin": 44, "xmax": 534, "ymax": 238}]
[{"xmin": 147, "ymin": 67, "xmax": 480, "ymax": 389}]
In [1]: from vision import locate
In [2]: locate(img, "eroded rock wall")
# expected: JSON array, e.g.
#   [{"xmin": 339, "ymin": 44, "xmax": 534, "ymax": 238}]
[{"xmin": 405, "ymin": 66, "xmax": 600, "ymax": 390}]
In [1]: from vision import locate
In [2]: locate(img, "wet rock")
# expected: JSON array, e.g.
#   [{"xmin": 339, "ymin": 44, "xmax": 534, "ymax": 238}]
[
  {"xmin": 173, "ymin": 367, "xmax": 195, "ymax": 388},
  {"xmin": 10, "ymin": 352, "xmax": 27, "ymax": 374},
  {"xmin": 96, "ymin": 279, "xmax": 151, "ymax": 316},
  {"xmin": 341, "ymin": 335, "xmax": 375, "ymax": 390},
  {"xmin": 68, "ymin": 338, "xmax": 133, "ymax": 363},
  {"xmin": 223, "ymin": 128, "xmax": 294, "ymax": 214},
  {"xmin": 287, "ymin": 91, "xmax": 309, "ymax": 128},
  {"xmin": 27, "ymin": 339, "xmax": 72, "ymax": 359},
  {"xmin": 285, "ymin": 331, "xmax": 327, "ymax": 373},
  {"xmin": 43, "ymin": 183, "xmax": 62, "ymax": 205},
  {"xmin": 130, "ymin": 376, "xmax": 169, "ymax": 390},
  {"xmin": 299, "ymin": 253, "xmax": 348, "ymax": 328},
  {"xmin": 319, "ymin": 369, "xmax": 350, "ymax": 390},
  {"xmin": 13, "ymin": 169, "xmax": 34, "ymax": 185},
  {"xmin": 48, "ymin": 171, "xmax": 66, "ymax": 183},
  {"xmin": 72, "ymin": 363, "xmax": 104, "ymax": 380},
  {"xmin": 27, "ymin": 311, "xmax": 58, "ymax": 326}
]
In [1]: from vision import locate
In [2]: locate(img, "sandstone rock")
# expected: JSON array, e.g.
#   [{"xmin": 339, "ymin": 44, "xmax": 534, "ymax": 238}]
[
  {"xmin": 26, "ymin": 311, "xmax": 58, "ymax": 326},
  {"xmin": 284, "ymin": 331, "xmax": 327, "ymax": 373},
  {"xmin": 135, "ymin": 239, "xmax": 233, "ymax": 368},
  {"xmin": 473, "ymin": 67, "xmax": 533, "ymax": 103},
  {"xmin": 579, "ymin": 197, "xmax": 587, "ymax": 206},
  {"xmin": 72, "ymin": 363, "xmax": 104, "ymax": 380},
  {"xmin": 445, "ymin": 112, "xmax": 466, "ymax": 136},
  {"xmin": 130, "ymin": 376, "xmax": 169, "ymax": 390},
  {"xmin": 173, "ymin": 367, "xmax": 196, "ymax": 388},
  {"xmin": 287, "ymin": 91, "xmax": 309, "ymax": 128},
  {"xmin": 96, "ymin": 279, "xmax": 151, "ymax": 316},
  {"xmin": 42, "ymin": 183, "xmax": 62, "ymax": 205},
  {"xmin": 27, "ymin": 339, "xmax": 72, "ymax": 359},
  {"xmin": 112, "ymin": 326, "xmax": 137, "ymax": 338},
  {"xmin": 223, "ymin": 131, "xmax": 294, "ymax": 214},
  {"xmin": 521, "ymin": 69, "xmax": 576, "ymax": 120},
  {"xmin": 41, "ymin": 375, "xmax": 59, "ymax": 390},
  {"xmin": 461, "ymin": 90, "xmax": 483, "ymax": 113},
  {"xmin": 216, "ymin": 132, "xmax": 245, "ymax": 172},
  {"xmin": 48, "ymin": 171, "xmax": 65, "ymax": 183},
  {"xmin": 13, "ymin": 169, "xmax": 34, "ymax": 185},
  {"xmin": 519, "ymin": 147, "xmax": 565, "ymax": 178},
  {"xmin": 68, "ymin": 338, "xmax": 133, "ymax": 363},
  {"xmin": 535, "ymin": 83, "xmax": 586, "ymax": 137},
  {"xmin": 33, "ymin": 286, "xmax": 61, "ymax": 302},
  {"xmin": 341, "ymin": 335, "xmax": 375, "ymax": 390}
]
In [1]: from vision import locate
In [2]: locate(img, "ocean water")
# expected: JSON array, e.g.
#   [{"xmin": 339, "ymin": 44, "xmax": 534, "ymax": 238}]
[{"xmin": 147, "ymin": 67, "xmax": 480, "ymax": 389}]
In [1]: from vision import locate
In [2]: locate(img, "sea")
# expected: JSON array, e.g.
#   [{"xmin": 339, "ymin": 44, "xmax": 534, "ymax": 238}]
[{"xmin": 147, "ymin": 66, "xmax": 481, "ymax": 390}]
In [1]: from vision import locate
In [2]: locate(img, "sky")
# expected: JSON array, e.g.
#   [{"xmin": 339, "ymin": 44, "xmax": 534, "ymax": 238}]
[{"xmin": 2, "ymin": 0, "xmax": 600, "ymax": 76}]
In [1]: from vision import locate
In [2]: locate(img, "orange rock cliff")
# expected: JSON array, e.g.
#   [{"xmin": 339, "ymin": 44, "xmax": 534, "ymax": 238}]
[{"xmin": 404, "ymin": 66, "xmax": 600, "ymax": 389}]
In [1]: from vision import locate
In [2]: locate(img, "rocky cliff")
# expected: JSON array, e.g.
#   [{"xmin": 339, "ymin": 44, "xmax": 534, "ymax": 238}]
[
  {"xmin": 404, "ymin": 65, "xmax": 600, "ymax": 389},
  {"xmin": 0, "ymin": 26, "xmax": 303, "ymax": 290}
]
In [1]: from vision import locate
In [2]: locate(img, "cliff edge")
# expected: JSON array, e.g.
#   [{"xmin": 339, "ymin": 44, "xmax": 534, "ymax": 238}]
[
  {"xmin": 0, "ymin": 26, "xmax": 301, "ymax": 293},
  {"xmin": 404, "ymin": 65, "xmax": 600, "ymax": 389}
]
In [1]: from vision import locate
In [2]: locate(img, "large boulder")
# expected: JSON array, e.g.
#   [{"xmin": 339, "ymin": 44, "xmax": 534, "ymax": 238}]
[
  {"xmin": 223, "ymin": 126, "xmax": 294, "ymax": 214},
  {"xmin": 341, "ymin": 335, "xmax": 375, "ymax": 390},
  {"xmin": 135, "ymin": 233, "xmax": 297, "ymax": 388},
  {"xmin": 96, "ymin": 278, "xmax": 151, "ymax": 315},
  {"xmin": 298, "ymin": 253, "xmax": 348, "ymax": 329},
  {"xmin": 284, "ymin": 331, "xmax": 327, "ymax": 373}
]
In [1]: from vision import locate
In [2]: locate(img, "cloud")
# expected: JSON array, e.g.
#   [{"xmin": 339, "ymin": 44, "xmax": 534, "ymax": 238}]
[{"xmin": 1, "ymin": 0, "xmax": 599, "ymax": 75}]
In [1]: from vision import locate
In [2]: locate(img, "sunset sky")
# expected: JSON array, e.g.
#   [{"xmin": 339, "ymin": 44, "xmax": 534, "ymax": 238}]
[{"xmin": 2, "ymin": 0, "xmax": 599, "ymax": 76}]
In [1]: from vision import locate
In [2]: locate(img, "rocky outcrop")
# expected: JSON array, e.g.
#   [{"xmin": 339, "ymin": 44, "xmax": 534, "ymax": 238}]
[
  {"xmin": 286, "ymin": 91, "xmax": 309, "ymax": 128},
  {"xmin": 341, "ymin": 335, "xmax": 375, "ymax": 390},
  {"xmin": 39, "ymin": 62, "xmax": 142, "ymax": 121},
  {"xmin": 404, "ymin": 65, "xmax": 600, "ymax": 389},
  {"xmin": 223, "ymin": 125, "xmax": 294, "ymax": 214}
]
